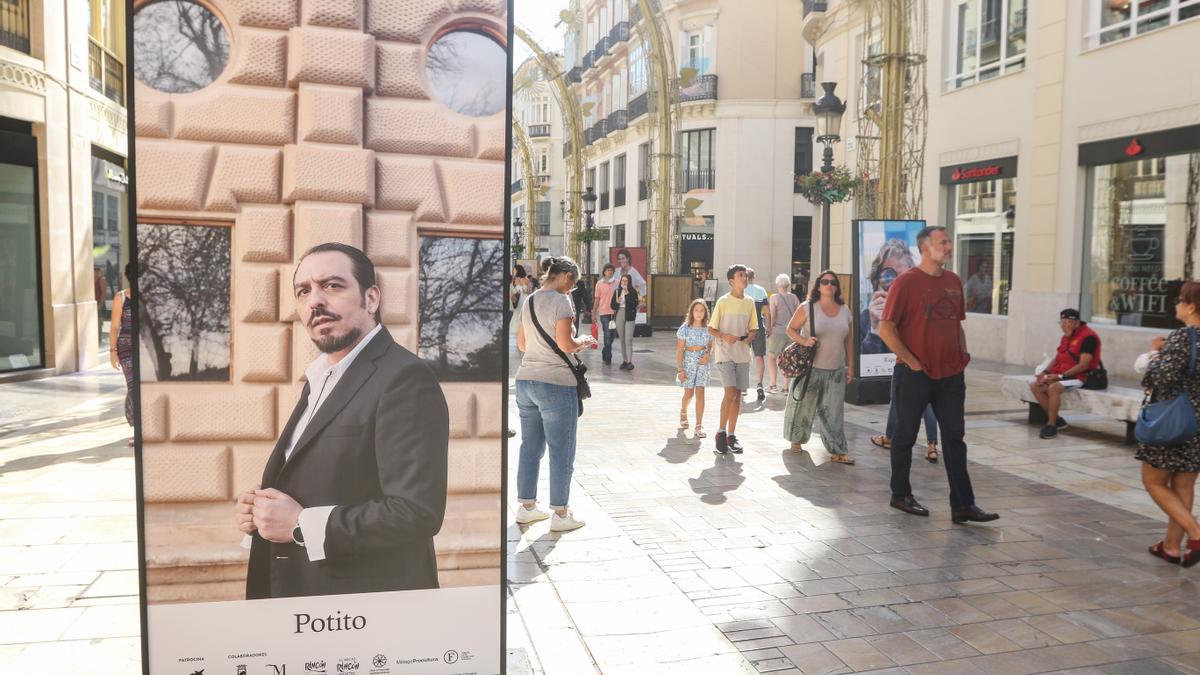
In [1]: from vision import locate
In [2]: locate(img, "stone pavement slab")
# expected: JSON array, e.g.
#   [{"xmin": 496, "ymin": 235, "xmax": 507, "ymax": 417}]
[
  {"xmin": 506, "ymin": 329, "xmax": 1200, "ymax": 674},
  {"xmin": 0, "ymin": 369, "xmax": 142, "ymax": 673}
]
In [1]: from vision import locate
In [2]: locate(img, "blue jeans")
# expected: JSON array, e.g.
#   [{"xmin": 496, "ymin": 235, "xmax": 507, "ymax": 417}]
[
  {"xmin": 516, "ymin": 380, "xmax": 579, "ymax": 508},
  {"xmin": 886, "ymin": 370, "xmax": 939, "ymax": 444},
  {"xmin": 598, "ymin": 314, "xmax": 616, "ymax": 361}
]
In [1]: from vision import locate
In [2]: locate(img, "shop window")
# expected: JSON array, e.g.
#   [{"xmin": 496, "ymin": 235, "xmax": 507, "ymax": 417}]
[
  {"xmin": 133, "ymin": 0, "xmax": 230, "ymax": 94},
  {"xmin": 427, "ymin": 30, "xmax": 507, "ymax": 117},
  {"xmin": 137, "ymin": 223, "xmax": 231, "ymax": 381},
  {"xmin": 417, "ymin": 236, "xmax": 504, "ymax": 382},
  {"xmin": 947, "ymin": 0, "xmax": 1026, "ymax": 90},
  {"xmin": 950, "ymin": 177, "xmax": 1016, "ymax": 315},
  {"xmin": 1083, "ymin": 152, "xmax": 1200, "ymax": 328},
  {"xmin": 1088, "ymin": 0, "xmax": 1200, "ymax": 48},
  {"xmin": 0, "ymin": 160, "xmax": 42, "ymax": 373}
]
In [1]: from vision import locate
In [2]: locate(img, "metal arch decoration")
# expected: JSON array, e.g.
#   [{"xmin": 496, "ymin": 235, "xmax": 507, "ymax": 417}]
[{"xmin": 510, "ymin": 119, "xmax": 538, "ymax": 260}]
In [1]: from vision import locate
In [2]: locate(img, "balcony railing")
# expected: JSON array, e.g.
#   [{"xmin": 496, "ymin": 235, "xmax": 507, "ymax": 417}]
[
  {"xmin": 1009, "ymin": 7, "xmax": 1027, "ymax": 36},
  {"xmin": 607, "ymin": 109, "xmax": 628, "ymax": 132},
  {"xmin": 631, "ymin": 3, "xmax": 642, "ymax": 24},
  {"xmin": 609, "ymin": 21, "xmax": 630, "ymax": 45},
  {"xmin": 596, "ymin": 35, "xmax": 609, "ymax": 58},
  {"xmin": 629, "ymin": 92, "xmax": 649, "ymax": 120},
  {"xmin": 89, "ymin": 39, "xmax": 126, "ymax": 105},
  {"xmin": 1, "ymin": 0, "xmax": 30, "ymax": 53},
  {"xmin": 510, "ymin": 179, "xmax": 522, "ymax": 195},
  {"xmin": 567, "ymin": 66, "xmax": 582, "ymax": 84},
  {"xmin": 801, "ymin": 72, "xmax": 816, "ymax": 99},
  {"xmin": 679, "ymin": 74, "xmax": 718, "ymax": 103},
  {"xmin": 682, "ymin": 168, "xmax": 716, "ymax": 192},
  {"xmin": 583, "ymin": 50, "xmax": 594, "ymax": 70},
  {"xmin": 803, "ymin": 0, "xmax": 828, "ymax": 16},
  {"xmin": 614, "ymin": 186, "xmax": 627, "ymax": 207},
  {"xmin": 600, "ymin": 191, "xmax": 610, "ymax": 210},
  {"xmin": 529, "ymin": 123, "xmax": 551, "ymax": 138},
  {"xmin": 585, "ymin": 124, "xmax": 600, "ymax": 145}
]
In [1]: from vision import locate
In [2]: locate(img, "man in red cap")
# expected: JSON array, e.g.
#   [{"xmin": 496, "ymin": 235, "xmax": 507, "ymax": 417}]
[{"xmin": 1028, "ymin": 308, "xmax": 1103, "ymax": 439}]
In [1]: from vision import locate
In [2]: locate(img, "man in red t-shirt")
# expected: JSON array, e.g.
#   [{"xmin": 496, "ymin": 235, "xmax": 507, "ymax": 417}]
[{"xmin": 879, "ymin": 226, "xmax": 998, "ymax": 524}]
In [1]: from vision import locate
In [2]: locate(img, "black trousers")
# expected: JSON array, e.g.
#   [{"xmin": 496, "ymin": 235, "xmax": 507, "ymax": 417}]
[{"xmin": 890, "ymin": 363, "xmax": 976, "ymax": 509}]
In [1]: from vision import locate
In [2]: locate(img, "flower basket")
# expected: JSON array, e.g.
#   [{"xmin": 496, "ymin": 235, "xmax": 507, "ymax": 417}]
[{"xmin": 794, "ymin": 166, "xmax": 863, "ymax": 205}]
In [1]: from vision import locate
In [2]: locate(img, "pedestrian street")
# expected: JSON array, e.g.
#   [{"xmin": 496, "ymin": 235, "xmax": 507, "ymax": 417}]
[{"xmin": 506, "ymin": 328, "xmax": 1200, "ymax": 674}]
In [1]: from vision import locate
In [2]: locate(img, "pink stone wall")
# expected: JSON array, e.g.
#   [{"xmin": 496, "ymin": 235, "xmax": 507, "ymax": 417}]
[{"xmin": 135, "ymin": 0, "xmax": 506, "ymax": 603}]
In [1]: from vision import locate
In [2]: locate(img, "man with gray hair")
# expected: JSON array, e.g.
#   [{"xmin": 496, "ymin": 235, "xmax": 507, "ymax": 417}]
[{"xmin": 879, "ymin": 226, "xmax": 998, "ymax": 525}]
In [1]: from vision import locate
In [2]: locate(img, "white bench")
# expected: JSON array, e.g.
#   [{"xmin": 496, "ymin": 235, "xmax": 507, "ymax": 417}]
[{"xmin": 999, "ymin": 375, "xmax": 1142, "ymax": 444}]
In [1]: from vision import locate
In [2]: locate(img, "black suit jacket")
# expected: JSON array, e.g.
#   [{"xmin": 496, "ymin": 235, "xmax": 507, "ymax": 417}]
[{"xmin": 246, "ymin": 327, "xmax": 449, "ymax": 599}]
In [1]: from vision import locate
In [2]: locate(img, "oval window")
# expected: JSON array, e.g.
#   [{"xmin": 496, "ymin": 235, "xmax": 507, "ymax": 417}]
[
  {"xmin": 426, "ymin": 30, "xmax": 507, "ymax": 117},
  {"xmin": 133, "ymin": 0, "xmax": 231, "ymax": 94}
]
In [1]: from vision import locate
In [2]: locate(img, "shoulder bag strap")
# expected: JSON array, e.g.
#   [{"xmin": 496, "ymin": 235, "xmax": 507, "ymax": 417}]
[{"xmin": 527, "ymin": 295, "xmax": 580, "ymax": 372}]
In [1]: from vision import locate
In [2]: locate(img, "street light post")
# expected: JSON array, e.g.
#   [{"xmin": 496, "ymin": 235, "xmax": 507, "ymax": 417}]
[
  {"xmin": 582, "ymin": 186, "xmax": 598, "ymax": 274},
  {"xmin": 511, "ymin": 216, "xmax": 523, "ymax": 267},
  {"xmin": 812, "ymin": 82, "xmax": 845, "ymax": 272}
]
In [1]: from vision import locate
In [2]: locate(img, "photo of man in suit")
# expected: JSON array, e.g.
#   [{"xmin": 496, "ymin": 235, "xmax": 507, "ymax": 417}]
[{"xmin": 235, "ymin": 242, "xmax": 450, "ymax": 599}]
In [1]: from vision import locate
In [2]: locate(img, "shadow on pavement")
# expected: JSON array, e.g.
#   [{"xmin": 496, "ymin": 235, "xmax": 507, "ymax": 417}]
[
  {"xmin": 0, "ymin": 438, "xmax": 130, "ymax": 474},
  {"xmin": 687, "ymin": 454, "xmax": 745, "ymax": 504},
  {"xmin": 656, "ymin": 432, "xmax": 701, "ymax": 464}
]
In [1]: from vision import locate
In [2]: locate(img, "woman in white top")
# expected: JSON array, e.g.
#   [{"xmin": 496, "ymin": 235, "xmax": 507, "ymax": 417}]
[
  {"xmin": 765, "ymin": 273, "xmax": 802, "ymax": 394},
  {"xmin": 783, "ymin": 270, "xmax": 856, "ymax": 465}
]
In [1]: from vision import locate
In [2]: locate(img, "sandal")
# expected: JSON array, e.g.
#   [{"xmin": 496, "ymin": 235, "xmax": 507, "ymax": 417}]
[
  {"xmin": 679, "ymin": 411, "xmax": 689, "ymax": 430},
  {"xmin": 767, "ymin": 385, "xmax": 779, "ymax": 395},
  {"xmin": 694, "ymin": 425, "xmax": 706, "ymax": 439},
  {"xmin": 1149, "ymin": 541, "xmax": 1182, "ymax": 565},
  {"xmin": 870, "ymin": 435, "xmax": 891, "ymax": 450},
  {"xmin": 831, "ymin": 454, "xmax": 856, "ymax": 465},
  {"xmin": 926, "ymin": 442, "xmax": 939, "ymax": 464},
  {"xmin": 1185, "ymin": 539, "xmax": 1200, "ymax": 568}
]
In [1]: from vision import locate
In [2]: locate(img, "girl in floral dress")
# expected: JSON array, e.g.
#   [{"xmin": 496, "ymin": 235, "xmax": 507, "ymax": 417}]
[{"xmin": 676, "ymin": 299, "xmax": 714, "ymax": 439}]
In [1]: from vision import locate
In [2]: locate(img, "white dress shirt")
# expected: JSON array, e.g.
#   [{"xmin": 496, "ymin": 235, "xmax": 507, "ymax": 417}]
[{"xmin": 242, "ymin": 324, "xmax": 383, "ymax": 561}]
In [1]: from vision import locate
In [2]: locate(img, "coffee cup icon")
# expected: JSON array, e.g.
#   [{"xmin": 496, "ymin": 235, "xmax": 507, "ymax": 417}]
[{"xmin": 1130, "ymin": 230, "xmax": 1161, "ymax": 262}]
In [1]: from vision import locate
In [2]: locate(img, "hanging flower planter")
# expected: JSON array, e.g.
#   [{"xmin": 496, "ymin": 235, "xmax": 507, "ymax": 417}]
[{"xmin": 794, "ymin": 165, "xmax": 863, "ymax": 205}]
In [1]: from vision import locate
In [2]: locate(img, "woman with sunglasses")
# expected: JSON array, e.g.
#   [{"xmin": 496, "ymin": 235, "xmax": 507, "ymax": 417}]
[{"xmin": 783, "ymin": 271, "xmax": 856, "ymax": 465}]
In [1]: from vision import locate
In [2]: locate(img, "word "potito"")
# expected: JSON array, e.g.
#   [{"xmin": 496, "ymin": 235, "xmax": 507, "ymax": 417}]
[{"xmin": 294, "ymin": 611, "xmax": 366, "ymax": 634}]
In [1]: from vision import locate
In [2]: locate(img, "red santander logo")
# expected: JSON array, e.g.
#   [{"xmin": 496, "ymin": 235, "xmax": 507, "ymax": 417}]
[
  {"xmin": 951, "ymin": 164, "xmax": 1001, "ymax": 182},
  {"xmin": 1125, "ymin": 138, "xmax": 1143, "ymax": 157}
]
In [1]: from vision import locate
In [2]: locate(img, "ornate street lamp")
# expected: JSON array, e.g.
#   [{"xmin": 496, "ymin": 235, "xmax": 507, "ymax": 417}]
[
  {"xmin": 812, "ymin": 81, "xmax": 845, "ymax": 272},
  {"xmin": 511, "ymin": 215, "xmax": 523, "ymax": 266},
  {"xmin": 582, "ymin": 186, "xmax": 598, "ymax": 273}
]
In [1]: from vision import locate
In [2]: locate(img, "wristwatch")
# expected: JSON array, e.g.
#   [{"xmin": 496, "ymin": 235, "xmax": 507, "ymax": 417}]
[{"xmin": 292, "ymin": 521, "xmax": 306, "ymax": 547}]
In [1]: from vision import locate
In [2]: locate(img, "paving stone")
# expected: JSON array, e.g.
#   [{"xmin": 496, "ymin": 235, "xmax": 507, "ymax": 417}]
[{"xmin": 777, "ymin": 642, "xmax": 849, "ymax": 675}]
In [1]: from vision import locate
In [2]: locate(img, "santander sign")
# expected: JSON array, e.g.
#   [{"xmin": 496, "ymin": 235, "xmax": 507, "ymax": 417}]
[{"xmin": 950, "ymin": 165, "xmax": 1002, "ymax": 182}]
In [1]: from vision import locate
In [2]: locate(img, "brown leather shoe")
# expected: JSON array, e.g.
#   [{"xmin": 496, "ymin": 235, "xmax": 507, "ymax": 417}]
[{"xmin": 890, "ymin": 495, "xmax": 929, "ymax": 517}]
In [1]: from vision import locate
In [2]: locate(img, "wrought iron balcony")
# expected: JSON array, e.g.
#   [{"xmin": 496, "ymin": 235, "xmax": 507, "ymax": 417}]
[
  {"xmin": 585, "ymin": 124, "xmax": 600, "ymax": 145},
  {"xmin": 629, "ymin": 92, "xmax": 649, "ymax": 120},
  {"xmin": 529, "ymin": 124, "xmax": 552, "ymax": 138},
  {"xmin": 682, "ymin": 168, "xmax": 716, "ymax": 192},
  {"xmin": 607, "ymin": 109, "xmax": 628, "ymax": 132},
  {"xmin": 803, "ymin": 0, "xmax": 828, "ymax": 16},
  {"xmin": 89, "ymin": 39, "xmax": 125, "ymax": 105},
  {"xmin": 567, "ymin": 66, "xmax": 582, "ymax": 84},
  {"xmin": 679, "ymin": 74, "xmax": 718, "ymax": 103},
  {"xmin": 596, "ymin": 36, "xmax": 609, "ymax": 58},
  {"xmin": 583, "ymin": 50, "xmax": 594, "ymax": 70},
  {"xmin": 609, "ymin": 21, "xmax": 630, "ymax": 45},
  {"xmin": 800, "ymin": 72, "xmax": 816, "ymax": 99},
  {"xmin": 0, "ymin": 0, "xmax": 30, "ymax": 53},
  {"xmin": 510, "ymin": 179, "xmax": 522, "ymax": 195},
  {"xmin": 631, "ymin": 3, "xmax": 642, "ymax": 24},
  {"xmin": 597, "ymin": 118, "xmax": 609, "ymax": 138}
]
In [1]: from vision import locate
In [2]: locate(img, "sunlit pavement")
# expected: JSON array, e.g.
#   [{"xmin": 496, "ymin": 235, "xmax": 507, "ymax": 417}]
[
  {"xmin": 507, "ymin": 326, "xmax": 1200, "ymax": 674},
  {"xmin": 0, "ymin": 369, "xmax": 141, "ymax": 673}
]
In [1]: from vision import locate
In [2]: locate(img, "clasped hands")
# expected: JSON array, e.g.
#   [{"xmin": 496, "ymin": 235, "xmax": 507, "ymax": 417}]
[{"xmin": 236, "ymin": 485, "xmax": 303, "ymax": 544}]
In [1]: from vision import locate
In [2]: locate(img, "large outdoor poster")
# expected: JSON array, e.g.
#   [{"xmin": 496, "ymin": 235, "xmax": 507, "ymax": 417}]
[
  {"xmin": 853, "ymin": 219, "xmax": 925, "ymax": 379},
  {"xmin": 129, "ymin": 1, "xmax": 508, "ymax": 672}
]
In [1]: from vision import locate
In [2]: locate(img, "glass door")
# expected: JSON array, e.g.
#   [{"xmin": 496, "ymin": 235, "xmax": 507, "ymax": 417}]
[{"xmin": 0, "ymin": 160, "xmax": 43, "ymax": 372}]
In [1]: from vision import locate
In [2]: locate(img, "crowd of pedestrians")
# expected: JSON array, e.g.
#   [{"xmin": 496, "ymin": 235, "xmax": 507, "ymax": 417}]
[{"xmin": 510, "ymin": 229, "xmax": 1200, "ymax": 569}]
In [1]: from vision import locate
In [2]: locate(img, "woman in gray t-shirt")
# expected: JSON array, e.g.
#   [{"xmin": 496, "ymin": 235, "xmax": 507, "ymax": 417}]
[
  {"xmin": 783, "ymin": 270, "xmax": 856, "ymax": 465},
  {"xmin": 514, "ymin": 256, "xmax": 597, "ymax": 532}
]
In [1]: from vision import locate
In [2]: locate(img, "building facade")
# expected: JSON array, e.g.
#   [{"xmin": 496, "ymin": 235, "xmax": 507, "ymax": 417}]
[
  {"xmin": 1, "ymin": 0, "xmax": 130, "ymax": 379},
  {"xmin": 510, "ymin": 53, "xmax": 567, "ymax": 260},
  {"xmin": 564, "ymin": 0, "xmax": 821, "ymax": 294},
  {"xmin": 807, "ymin": 0, "xmax": 1200, "ymax": 379},
  {"xmin": 130, "ymin": 0, "xmax": 506, "ymax": 602}
]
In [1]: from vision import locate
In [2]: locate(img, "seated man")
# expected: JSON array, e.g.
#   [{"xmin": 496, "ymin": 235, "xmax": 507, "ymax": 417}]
[{"xmin": 1029, "ymin": 308, "xmax": 1102, "ymax": 439}]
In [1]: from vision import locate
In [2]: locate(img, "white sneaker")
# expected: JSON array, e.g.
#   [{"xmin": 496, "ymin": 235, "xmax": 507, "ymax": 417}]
[
  {"xmin": 514, "ymin": 504, "xmax": 550, "ymax": 525},
  {"xmin": 549, "ymin": 510, "xmax": 586, "ymax": 532}
]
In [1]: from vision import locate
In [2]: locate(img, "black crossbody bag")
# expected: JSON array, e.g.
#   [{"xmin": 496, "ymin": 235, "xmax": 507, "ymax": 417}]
[{"xmin": 527, "ymin": 295, "xmax": 591, "ymax": 416}]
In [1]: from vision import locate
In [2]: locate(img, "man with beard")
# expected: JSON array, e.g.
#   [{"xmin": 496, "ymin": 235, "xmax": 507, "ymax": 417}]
[{"xmin": 236, "ymin": 243, "xmax": 449, "ymax": 599}]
